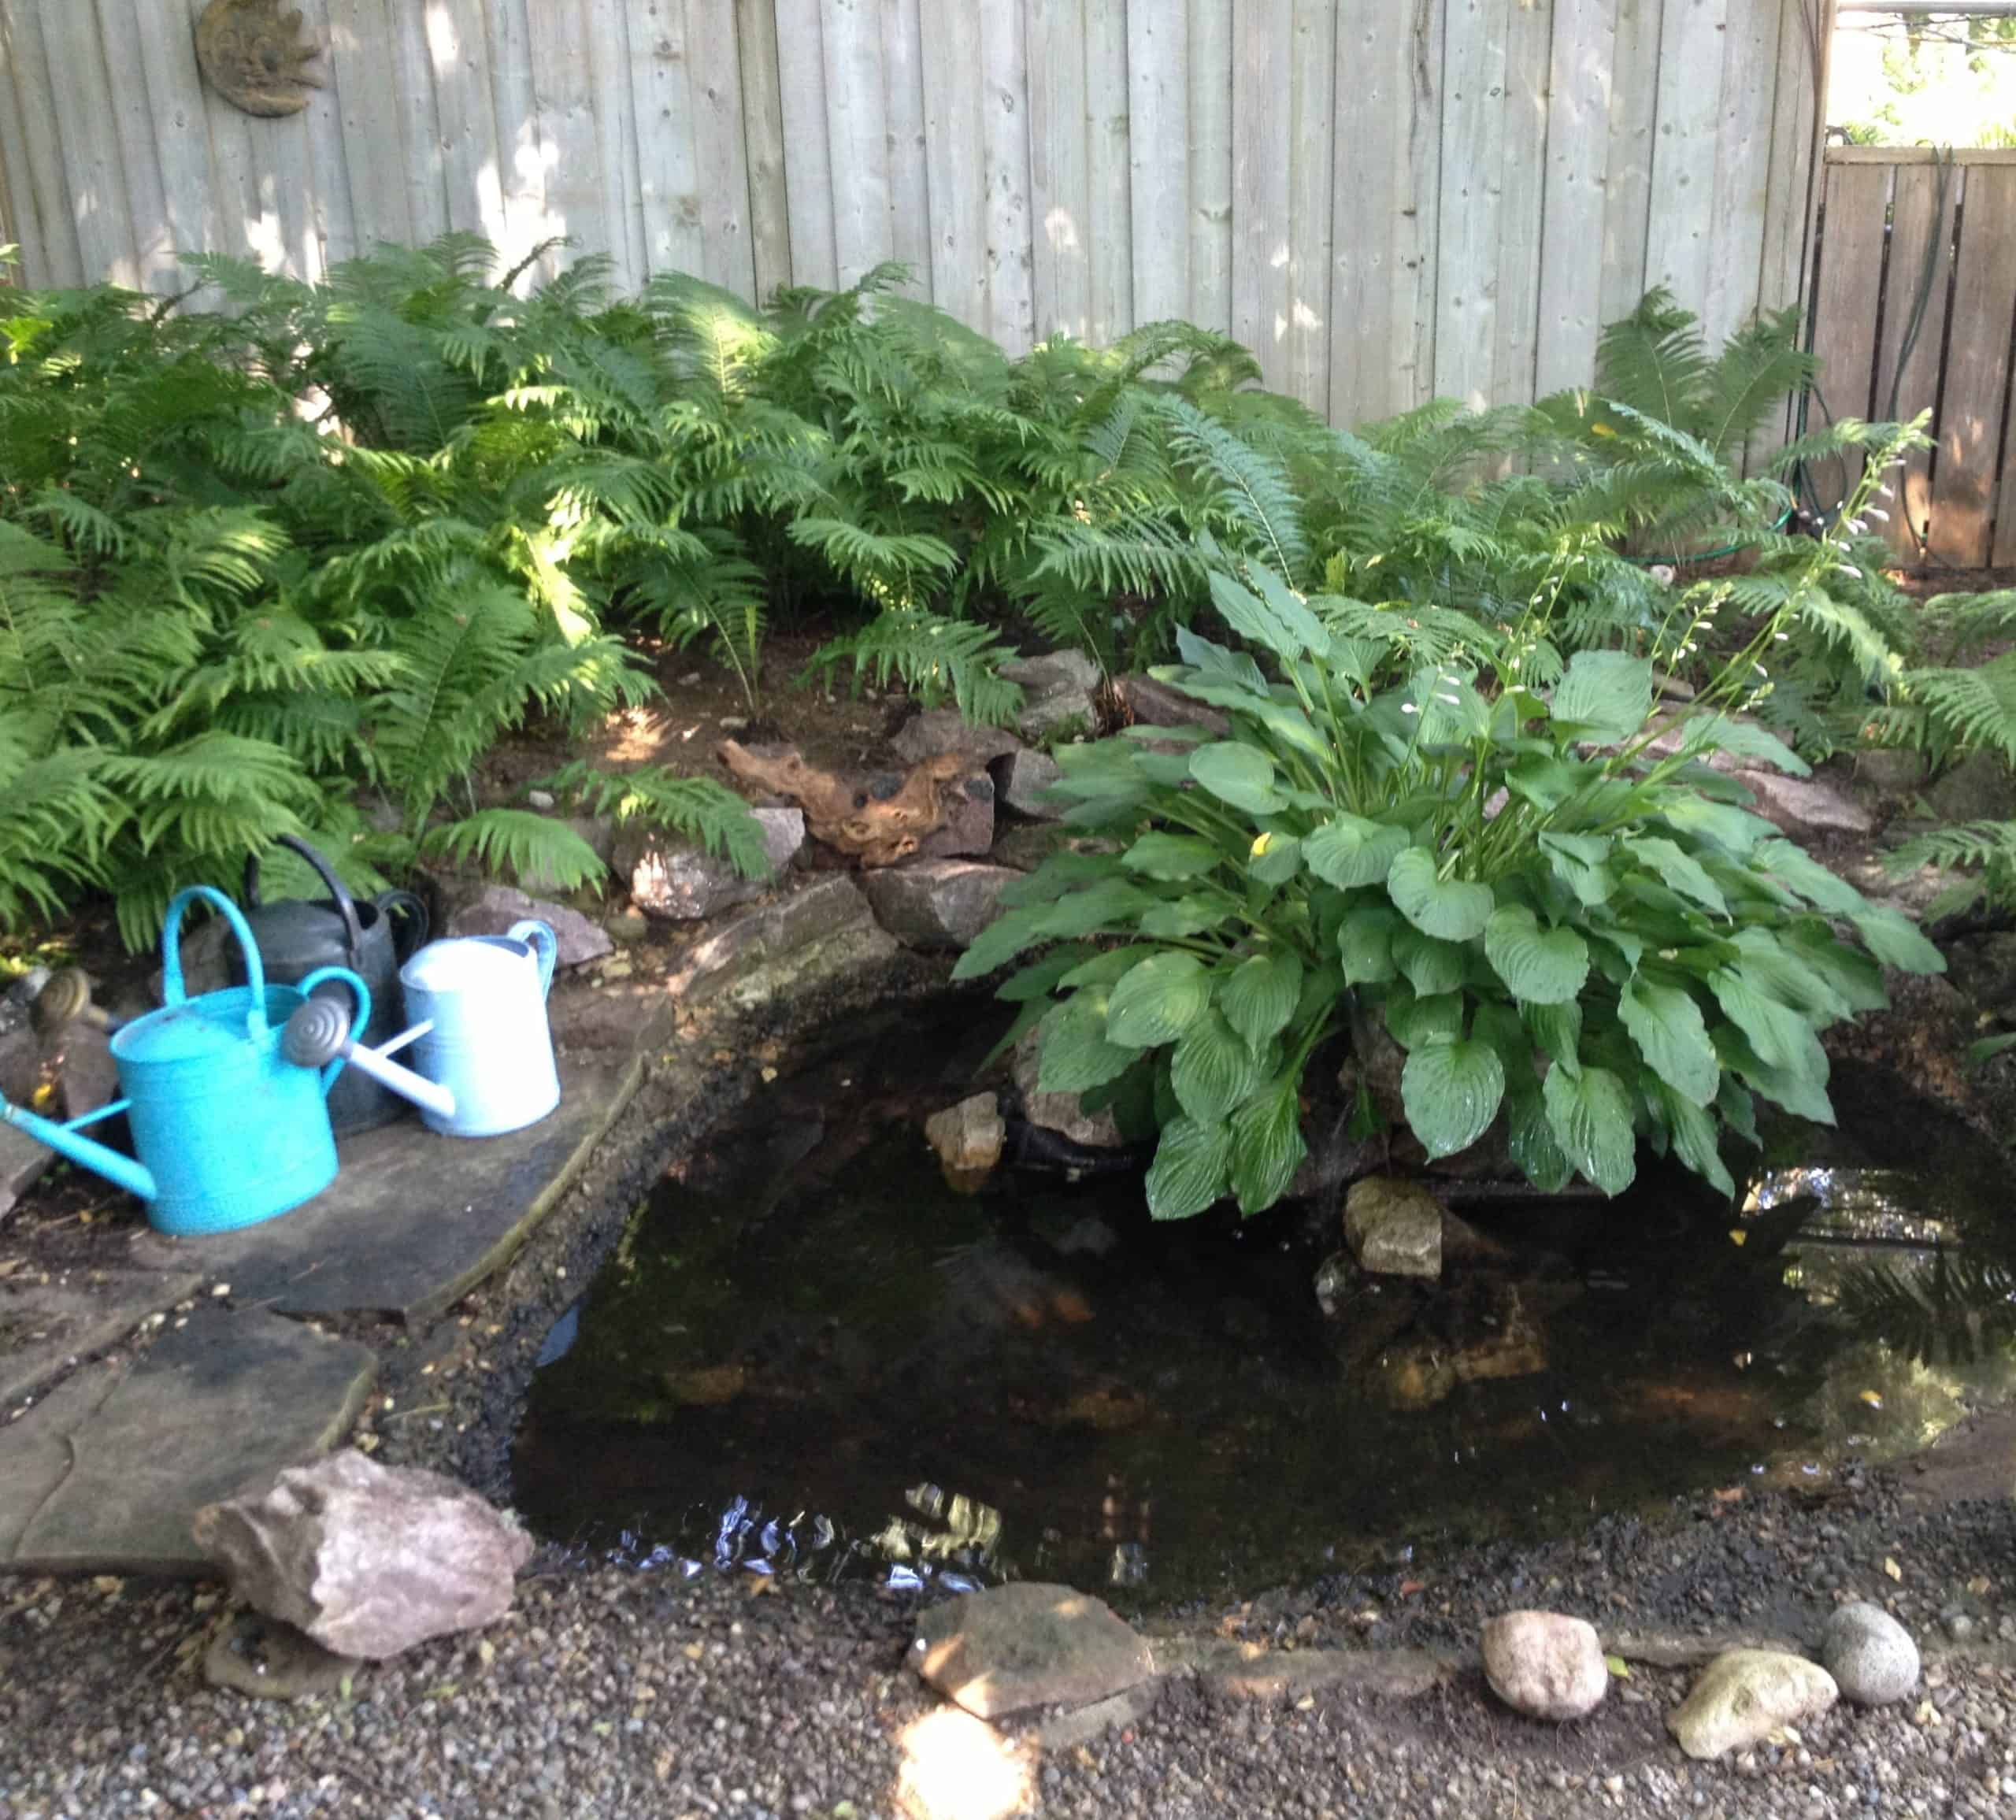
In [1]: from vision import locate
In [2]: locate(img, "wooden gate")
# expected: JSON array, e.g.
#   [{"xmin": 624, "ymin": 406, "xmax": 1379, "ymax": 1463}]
[{"xmin": 1808, "ymin": 146, "xmax": 2016, "ymax": 571}]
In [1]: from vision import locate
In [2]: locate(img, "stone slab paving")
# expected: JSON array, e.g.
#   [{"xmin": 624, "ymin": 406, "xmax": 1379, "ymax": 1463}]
[
  {"xmin": 130, "ymin": 1056, "xmax": 643, "ymax": 1322},
  {"xmin": 0, "ymin": 1269, "xmax": 204, "ymax": 1407},
  {"xmin": 0, "ymin": 1309, "xmax": 377, "ymax": 1574}
]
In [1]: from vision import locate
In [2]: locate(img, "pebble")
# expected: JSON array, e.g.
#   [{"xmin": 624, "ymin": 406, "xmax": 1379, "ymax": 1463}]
[{"xmin": 1824, "ymin": 1603, "xmax": 1921, "ymax": 1707}]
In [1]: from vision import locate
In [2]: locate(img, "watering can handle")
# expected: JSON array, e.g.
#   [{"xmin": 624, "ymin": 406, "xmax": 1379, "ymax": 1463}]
[
  {"xmin": 295, "ymin": 966, "xmax": 372, "ymax": 1095},
  {"xmin": 376, "ymin": 888, "xmax": 431, "ymax": 960},
  {"xmin": 509, "ymin": 920, "xmax": 558, "ymax": 998},
  {"xmin": 244, "ymin": 835, "xmax": 366, "ymax": 966},
  {"xmin": 161, "ymin": 887, "xmax": 269, "ymax": 1037}
]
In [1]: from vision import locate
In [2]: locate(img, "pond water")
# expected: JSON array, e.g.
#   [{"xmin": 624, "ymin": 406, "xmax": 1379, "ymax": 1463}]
[{"xmin": 513, "ymin": 999, "xmax": 2016, "ymax": 1606}]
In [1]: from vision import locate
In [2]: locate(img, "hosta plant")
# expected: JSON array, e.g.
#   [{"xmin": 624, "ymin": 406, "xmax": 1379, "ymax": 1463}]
[{"xmin": 955, "ymin": 547, "xmax": 1945, "ymax": 1217}]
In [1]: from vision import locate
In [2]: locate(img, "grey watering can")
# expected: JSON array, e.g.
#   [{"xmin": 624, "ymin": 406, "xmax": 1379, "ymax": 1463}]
[
  {"xmin": 232, "ymin": 834, "xmax": 428, "ymax": 1136},
  {"xmin": 0, "ymin": 887, "xmax": 368, "ymax": 1236}
]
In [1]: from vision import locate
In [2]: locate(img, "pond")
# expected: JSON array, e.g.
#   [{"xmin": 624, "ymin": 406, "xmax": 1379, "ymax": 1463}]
[{"xmin": 513, "ymin": 997, "xmax": 2016, "ymax": 1607}]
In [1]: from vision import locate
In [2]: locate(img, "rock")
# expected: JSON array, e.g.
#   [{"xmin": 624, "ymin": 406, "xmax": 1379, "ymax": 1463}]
[
  {"xmin": 0, "ymin": 1124, "xmax": 51, "ymax": 1221},
  {"xmin": 192, "ymin": 1451, "xmax": 532, "ymax": 1662},
  {"xmin": 1735, "ymin": 768, "xmax": 1873, "ymax": 839},
  {"xmin": 990, "ymin": 748, "xmax": 1066, "ymax": 820},
  {"xmin": 1013, "ymin": 1026, "xmax": 1123, "ymax": 1149},
  {"xmin": 603, "ymin": 906, "xmax": 649, "ymax": 944},
  {"xmin": 0, "ymin": 1001, "xmax": 38, "ymax": 1104},
  {"xmin": 1117, "ymin": 674, "xmax": 1231, "ymax": 739},
  {"xmin": 669, "ymin": 877, "xmax": 900, "ymax": 1010},
  {"xmin": 1821, "ymin": 1603, "xmax": 1919, "ymax": 1706},
  {"xmin": 992, "ymin": 825, "xmax": 1101, "ymax": 872},
  {"xmin": 1002, "ymin": 651, "xmax": 1101, "ymax": 743},
  {"xmin": 616, "ymin": 807, "xmax": 804, "ymax": 921},
  {"xmin": 445, "ymin": 884, "xmax": 611, "ymax": 969},
  {"xmin": 1854, "ymin": 747, "xmax": 1929, "ymax": 797},
  {"xmin": 150, "ymin": 914, "xmax": 235, "ymax": 1006},
  {"xmin": 525, "ymin": 788, "xmax": 556, "ymax": 810},
  {"xmin": 1343, "ymin": 1177, "xmax": 1443, "ymax": 1279},
  {"xmin": 50, "ymin": 1021, "xmax": 119, "ymax": 1125},
  {"xmin": 513, "ymin": 815, "xmax": 617, "ymax": 895},
  {"xmin": 914, "ymin": 773, "xmax": 996, "ymax": 861},
  {"xmin": 910, "ymin": 1581, "xmax": 1155, "ymax": 1718},
  {"xmin": 1667, "ymin": 1649, "xmax": 1839, "ymax": 1760},
  {"xmin": 1926, "ymin": 749, "xmax": 2016, "ymax": 825},
  {"xmin": 1481, "ymin": 1611, "xmax": 1610, "ymax": 1722},
  {"xmin": 203, "ymin": 1611, "xmax": 362, "ymax": 1701},
  {"xmin": 925, "ymin": 1092, "xmax": 1006, "ymax": 1191},
  {"xmin": 891, "ymin": 710, "xmax": 1022, "ymax": 768},
  {"xmin": 862, "ymin": 860, "xmax": 1019, "ymax": 950},
  {"xmin": 1313, "ymin": 1251, "xmax": 1354, "ymax": 1318}
]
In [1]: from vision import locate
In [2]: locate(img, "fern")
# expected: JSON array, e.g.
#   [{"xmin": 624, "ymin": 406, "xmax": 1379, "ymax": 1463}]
[
  {"xmin": 540, "ymin": 760, "xmax": 772, "ymax": 879},
  {"xmin": 421, "ymin": 809, "xmax": 608, "ymax": 895},
  {"xmin": 808, "ymin": 610, "xmax": 1024, "ymax": 728}
]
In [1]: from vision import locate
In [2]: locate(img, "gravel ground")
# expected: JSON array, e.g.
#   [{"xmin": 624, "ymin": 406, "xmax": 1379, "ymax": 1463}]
[{"xmin": 2, "ymin": 1458, "xmax": 2012, "ymax": 1820}]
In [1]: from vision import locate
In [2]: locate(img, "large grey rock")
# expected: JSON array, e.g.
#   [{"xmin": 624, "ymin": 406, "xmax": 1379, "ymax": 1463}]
[
  {"xmin": 1117, "ymin": 675, "xmax": 1231, "ymax": 739},
  {"xmin": 925, "ymin": 1092, "xmax": 1005, "ymax": 1192},
  {"xmin": 991, "ymin": 748, "xmax": 1066, "ymax": 820},
  {"xmin": 862, "ymin": 860, "xmax": 1019, "ymax": 950},
  {"xmin": 1926, "ymin": 749, "xmax": 2016, "ymax": 825},
  {"xmin": 1668, "ymin": 1649, "xmax": 1839, "ymax": 1760},
  {"xmin": 514, "ymin": 815, "xmax": 617, "ymax": 894},
  {"xmin": 891, "ymin": 710, "xmax": 1022, "ymax": 768},
  {"xmin": 914, "ymin": 773, "xmax": 997, "ymax": 861},
  {"xmin": 1821, "ymin": 1603, "xmax": 1919, "ymax": 1707},
  {"xmin": 1002, "ymin": 651, "xmax": 1101, "ymax": 743},
  {"xmin": 446, "ymin": 884, "xmax": 611, "ymax": 969},
  {"xmin": 1735, "ymin": 769, "xmax": 1873, "ymax": 840},
  {"xmin": 910, "ymin": 1581, "xmax": 1155, "ymax": 1718},
  {"xmin": 194, "ymin": 1451, "xmax": 532, "ymax": 1661},
  {"xmin": 1344, "ymin": 1177, "xmax": 1443, "ymax": 1280},
  {"xmin": 669, "ymin": 877, "xmax": 900, "ymax": 1011},
  {"xmin": 617, "ymin": 807, "xmax": 803, "ymax": 921},
  {"xmin": 1481, "ymin": 1611, "xmax": 1609, "ymax": 1722},
  {"xmin": 1013, "ymin": 1025, "xmax": 1123, "ymax": 1149},
  {"xmin": 0, "ymin": 1311, "xmax": 378, "ymax": 1574},
  {"xmin": 0, "ymin": 1000, "xmax": 38, "ymax": 1104}
]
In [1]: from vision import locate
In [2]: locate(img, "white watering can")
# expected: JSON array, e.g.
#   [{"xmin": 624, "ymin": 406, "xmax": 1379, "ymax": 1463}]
[{"xmin": 395, "ymin": 920, "xmax": 561, "ymax": 1138}]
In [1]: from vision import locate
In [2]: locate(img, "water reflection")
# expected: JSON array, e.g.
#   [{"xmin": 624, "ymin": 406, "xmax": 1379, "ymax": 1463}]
[{"xmin": 513, "ymin": 1022, "xmax": 2016, "ymax": 1604}]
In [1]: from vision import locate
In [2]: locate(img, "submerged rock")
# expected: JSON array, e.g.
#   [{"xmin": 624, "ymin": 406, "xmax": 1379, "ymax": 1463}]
[
  {"xmin": 192, "ymin": 1451, "xmax": 532, "ymax": 1662},
  {"xmin": 925, "ymin": 1092, "xmax": 1007, "ymax": 1191},
  {"xmin": 1821, "ymin": 1603, "xmax": 1919, "ymax": 1706},
  {"xmin": 1668, "ymin": 1649, "xmax": 1838, "ymax": 1759},
  {"xmin": 1343, "ymin": 1177, "xmax": 1443, "ymax": 1279},
  {"xmin": 910, "ymin": 1581, "xmax": 1155, "ymax": 1718},
  {"xmin": 1481, "ymin": 1611, "xmax": 1609, "ymax": 1722}
]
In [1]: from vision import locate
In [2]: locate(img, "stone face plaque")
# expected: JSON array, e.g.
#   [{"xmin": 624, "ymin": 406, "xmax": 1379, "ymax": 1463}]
[{"xmin": 196, "ymin": 0, "xmax": 324, "ymax": 118}]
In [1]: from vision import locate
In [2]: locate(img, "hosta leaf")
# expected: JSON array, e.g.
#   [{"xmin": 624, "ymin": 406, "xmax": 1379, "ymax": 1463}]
[
  {"xmin": 1248, "ymin": 832, "xmax": 1303, "ymax": 886},
  {"xmin": 1384, "ymin": 988, "xmax": 1463, "ymax": 1050},
  {"xmin": 1306, "ymin": 815, "xmax": 1410, "ymax": 889},
  {"xmin": 1058, "ymin": 946, "xmax": 1159, "ymax": 988},
  {"xmin": 1522, "ymin": 1000, "xmax": 1583, "ymax": 1073},
  {"xmin": 1657, "ymin": 795, "xmax": 1776, "ymax": 857},
  {"xmin": 996, "ymin": 947, "xmax": 1093, "ymax": 1002},
  {"xmin": 1619, "ymin": 977, "xmax": 1721, "ymax": 1106},
  {"xmin": 1105, "ymin": 951, "xmax": 1213, "ymax": 1047},
  {"xmin": 1122, "ymin": 831, "xmax": 1223, "ymax": 881},
  {"xmin": 1626, "ymin": 836, "xmax": 1729, "ymax": 917},
  {"xmin": 1782, "ymin": 921, "xmax": 1888, "ymax": 1013},
  {"xmin": 1851, "ymin": 906, "xmax": 1946, "ymax": 975},
  {"xmin": 1543, "ymin": 1062, "xmax": 1637, "ymax": 1195},
  {"xmin": 1708, "ymin": 968, "xmax": 1827, "ymax": 1078},
  {"xmin": 1139, "ymin": 897, "xmax": 1233, "ymax": 939},
  {"xmin": 1507, "ymin": 1085, "xmax": 1574, "ymax": 1192},
  {"xmin": 1755, "ymin": 837, "xmax": 1867, "ymax": 915},
  {"xmin": 1228, "ymin": 1073, "xmax": 1308, "ymax": 1214},
  {"xmin": 1401, "ymin": 1038, "xmax": 1506, "ymax": 1159},
  {"xmin": 1483, "ymin": 906, "xmax": 1589, "ymax": 1004},
  {"xmin": 953, "ymin": 903, "xmax": 1056, "ymax": 978},
  {"xmin": 1206, "ymin": 567, "xmax": 1330, "ymax": 664},
  {"xmin": 1649, "ymin": 1081, "xmax": 1735, "ymax": 1197},
  {"xmin": 1145, "ymin": 1115, "xmax": 1232, "ymax": 1220},
  {"xmin": 1034, "ymin": 993, "xmax": 1143, "ymax": 1093},
  {"xmin": 1041, "ymin": 878, "xmax": 1158, "ymax": 940},
  {"xmin": 1394, "ymin": 927, "xmax": 1468, "ymax": 996},
  {"xmin": 1538, "ymin": 832, "xmax": 1616, "ymax": 906},
  {"xmin": 1680, "ymin": 715, "xmax": 1810, "ymax": 777},
  {"xmin": 1220, "ymin": 951, "xmax": 1304, "ymax": 1051},
  {"xmin": 1387, "ymin": 846, "xmax": 1495, "ymax": 941},
  {"xmin": 1170, "ymin": 1008, "xmax": 1266, "ymax": 1123},
  {"xmin": 1552, "ymin": 650, "xmax": 1653, "ymax": 743},
  {"xmin": 1717, "ymin": 1025, "xmax": 1836, "ymax": 1126},
  {"xmin": 1189, "ymin": 742, "xmax": 1284, "ymax": 813},
  {"xmin": 1340, "ymin": 904, "xmax": 1401, "ymax": 984}
]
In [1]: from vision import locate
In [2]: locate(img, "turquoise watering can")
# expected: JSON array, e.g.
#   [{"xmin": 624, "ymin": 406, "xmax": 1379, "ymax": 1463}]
[{"xmin": 0, "ymin": 886, "xmax": 369, "ymax": 1236}]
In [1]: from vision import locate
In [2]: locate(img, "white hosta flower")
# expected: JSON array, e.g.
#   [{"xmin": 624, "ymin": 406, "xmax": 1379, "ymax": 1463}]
[{"xmin": 1838, "ymin": 563, "xmax": 1863, "ymax": 580}]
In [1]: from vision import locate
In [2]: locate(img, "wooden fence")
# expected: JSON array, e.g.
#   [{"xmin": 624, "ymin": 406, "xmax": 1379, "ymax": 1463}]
[
  {"xmin": 1809, "ymin": 146, "xmax": 2016, "ymax": 572},
  {"xmin": 0, "ymin": 0, "xmax": 1832, "ymax": 424}
]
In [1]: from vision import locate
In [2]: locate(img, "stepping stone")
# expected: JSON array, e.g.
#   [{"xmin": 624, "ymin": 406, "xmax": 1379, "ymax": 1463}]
[
  {"xmin": 0, "ymin": 1269, "xmax": 204, "ymax": 1408},
  {"xmin": 0, "ymin": 1309, "xmax": 376, "ymax": 1574},
  {"xmin": 910, "ymin": 1581, "xmax": 1156, "ymax": 1718},
  {"xmin": 132, "ymin": 1057, "xmax": 643, "ymax": 1322}
]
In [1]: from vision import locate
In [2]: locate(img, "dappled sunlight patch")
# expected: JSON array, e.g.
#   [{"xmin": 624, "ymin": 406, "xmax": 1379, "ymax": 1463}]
[{"xmin": 894, "ymin": 1707, "xmax": 1033, "ymax": 1820}]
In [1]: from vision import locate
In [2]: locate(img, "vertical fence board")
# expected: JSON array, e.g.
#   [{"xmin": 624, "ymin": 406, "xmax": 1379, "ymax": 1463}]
[
  {"xmin": 484, "ymin": 0, "xmax": 547, "ymax": 272},
  {"xmin": 631, "ymin": 0, "xmax": 706, "ymax": 277},
  {"xmin": 1537, "ymin": 0, "xmax": 1618, "ymax": 395},
  {"xmin": 1808, "ymin": 159, "xmax": 1887, "ymax": 503},
  {"xmin": 1927, "ymin": 166, "xmax": 2016, "ymax": 569},
  {"xmin": 525, "ymin": 0, "xmax": 606, "ymax": 271},
  {"xmin": 586, "ymin": 0, "xmax": 647, "ymax": 291},
  {"xmin": 429, "ymin": 0, "xmax": 508, "ymax": 247},
  {"xmin": 1025, "ymin": 0, "xmax": 1090, "ymax": 339},
  {"xmin": 1232, "ymin": 0, "xmax": 1289, "ymax": 387},
  {"xmin": 880, "ymin": 0, "xmax": 931, "ymax": 297},
  {"xmin": 291, "ymin": 0, "xmax": 358, "ymax": 272},
  {"xmin": 91, "ymin": 0, "xmax": 176, "ymax": 291},
  {"xmin": 128, "ymin": 0, "xmax": 224, "ymax": 282},
  {"xmin": 821, "ymin": 0, "xmax": 891, "ymax": 288},
  {"xmin": 387, "ymin": 0, "xmax": 450, "ymax": 245},
  {"xmin": 1647, "ymin": 0, "xmax": 1725, "ymax": 321},
  {"xmin": 1749, "ymin": 0, "xmax": 1825, "ymax": 469},
  {"xmin": 1330, "ymin": 0, "xmax": 1442, "ymax": 423},
  {"xmin": 328, "ymin": 0, "xmax": 416, "ymax": 257},
  {"xmin": 1436, "ymin": 0, "xmax": 1508, "ymax": 409},
  {"xmin": 1084, "ymin": 0, "xmax": 1132, "ymax": 343},
  {"xmin": 775, "ymin": 0, "xmax": 837, "ymax": 288},
  {"xmin": 1597, "ymin": 0, "xmax": 1666, "ymax": 329},
  {"xmin": 0, "ymin": 0, "xmax": 82, "ymax": 286},
  {"xmin": 736, "ymin": 0, "xmax": 791, "ymax": 298},
  {"xmin": 1492, "ymin": 0, "xmax": 1551, "ymax": 406},
  {"xmin": 1873, "ymin": 159, "xmax": 1956, "ymax": 561},
  {"xmin": 979, "ymin": 0, "xmax": 1033, "ymax": 347},
  {"xmin": 919, "ymin": 0, "xmax": 983, "ymax": 324},
  {"xmin": 1186, "ymin": 0, "xmax": 1232, "ymax": 332},
  {"xmin": 1700, "ymin": 0, "xmax": 1777, "ymax": 348},
  {"xmin": 1129, "ymin": 0, "xmax": 1188, "ymax": 325},
  {"xmin": 40, "ymin": 0, "xmax": 141, "ymax": 287},
  {"xmin": 1280, "ymin": 0, "xmax": 1336, "ymax": 410}
]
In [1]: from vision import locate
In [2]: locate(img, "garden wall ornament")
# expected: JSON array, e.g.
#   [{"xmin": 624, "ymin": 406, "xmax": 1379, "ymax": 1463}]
[{"xmin": 195, "ymin": 0, "xmax": 324, "ymax": 117}]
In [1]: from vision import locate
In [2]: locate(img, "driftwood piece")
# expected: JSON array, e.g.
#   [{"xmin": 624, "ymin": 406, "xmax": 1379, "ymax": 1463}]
[{"xmin": 718, "ymin": 742, "xmax": 966, "ymax": 868}]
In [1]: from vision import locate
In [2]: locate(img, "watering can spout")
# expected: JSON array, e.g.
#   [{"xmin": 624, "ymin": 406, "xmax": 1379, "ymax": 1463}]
[{"xmin": 0, "ymin": 1096, "xmax": 158, "ymax": 1203}]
